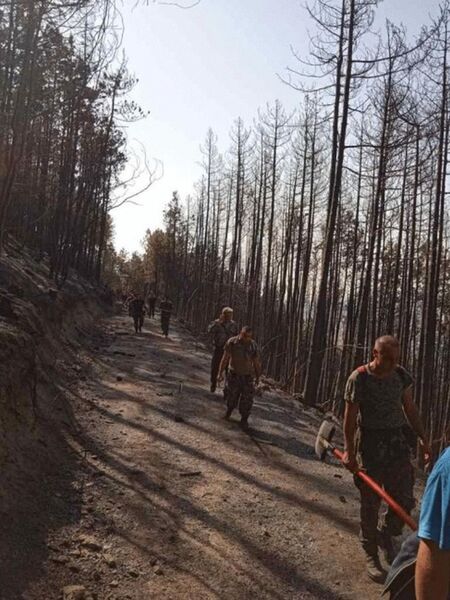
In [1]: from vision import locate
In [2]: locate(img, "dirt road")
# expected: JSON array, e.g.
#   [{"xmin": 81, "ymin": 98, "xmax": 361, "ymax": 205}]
[{"xmin": 21, "ymin": 313, "xmax": 384, "ymax": 599}]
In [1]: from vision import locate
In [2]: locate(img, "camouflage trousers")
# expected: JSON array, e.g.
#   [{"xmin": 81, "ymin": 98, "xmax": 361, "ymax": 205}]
[
  {"xmin": 147, "ymin": 299, "xmax": 156, "ymax": 318},
  {"xmin": 161, "ymin": 314, "xmax": 171, "ymax": 336},
  {"xmin": 224, "ymin": 372, "xmax": 255, "ymax": 419},
  {"xmin": 355, "ymin": 427, "xmax": 415, "ymax": 557},
  {"xmin": 132, "ymin": 313, "xmax": 144, "ymax": 332}
]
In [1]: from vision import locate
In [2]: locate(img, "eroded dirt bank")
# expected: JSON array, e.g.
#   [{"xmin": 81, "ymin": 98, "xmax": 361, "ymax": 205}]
[
  {"xmin": 4, "ymin": 310, "xmax": 393, "ymax": 600},
  {"xmin": 0, "ymin": 246, "xmax": 108, "ymax": 600}
]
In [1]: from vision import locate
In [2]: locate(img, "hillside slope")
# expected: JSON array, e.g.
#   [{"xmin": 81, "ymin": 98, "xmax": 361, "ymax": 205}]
[{"xmin": 0, "ymin": 244, "xmax": 108, "ymax": 598}]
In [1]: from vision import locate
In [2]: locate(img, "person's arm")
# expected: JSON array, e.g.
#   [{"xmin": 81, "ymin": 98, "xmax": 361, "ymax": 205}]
[
  {"xmin": 253, "ymin": 355, "xmax": 262, "ymax": 385},
  {"xmin": 217, "ymin": 349, "xmax": 231, "ymax": 383},
  {"xmin": 403, "ymin": 387, "xmax": 431, "ymax": 462},
  {"xmin": 208, "ymin": 321, "xmax": 217, "ymax": 335},
  {"xmin": 416, "ymin": 539, "xmax": 450, "ymax": 600}
]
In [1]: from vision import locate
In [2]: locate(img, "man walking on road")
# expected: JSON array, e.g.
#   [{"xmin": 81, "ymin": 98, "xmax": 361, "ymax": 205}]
[
  {"xmin": 159, "ymin": 296, "xmax": 173, "ymax": 338},
  {"xmin": 147, "ymin": 289, "xmax": 157, "ymax": 318},
  {"xmin": 125, "ymin": 290, "xmax": 136, "ymax": 315},
  {"xmin": 129, "ymin": 294, "xmax": 146, "ymax": 333},
  {"xmin": 343, "ymin": 335, "xmax": 431, "ymax": 584},
  {"xmin": 217, "ymin": 325, "xmax": 262, "ymax": 431},
  {"xmin": 208, "ymin": 307, "xmax": 239, "ymax": 393}
]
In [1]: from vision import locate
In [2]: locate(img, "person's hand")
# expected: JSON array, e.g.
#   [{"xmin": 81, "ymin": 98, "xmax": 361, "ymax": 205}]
[
  {"xmin": 419, "ymin": 438, "xmax": 432, "ymax": 469},
  {"xmin": 217, "ymin": 373, "xmax": 224, "ymax": 385},
  {"xmin": 342, "ymin": 450, "xmax": 358, "ymax": 473}
]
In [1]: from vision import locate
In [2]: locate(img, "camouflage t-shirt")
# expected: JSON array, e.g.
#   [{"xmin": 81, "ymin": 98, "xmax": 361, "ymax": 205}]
[
  {"xmin": 345, "ymin": 365, "xmax": 413, "ymax": 430},
  {"xmin": 160, "ymin": 300, "xmax": 173, "ymax": 317},
  {"xmin": 208, "ymin": 319, "xmax": 239, "ymax": 348},
  {"xmin": 129, "ymin": 298, "xmax": 145, "ymax": 316}
]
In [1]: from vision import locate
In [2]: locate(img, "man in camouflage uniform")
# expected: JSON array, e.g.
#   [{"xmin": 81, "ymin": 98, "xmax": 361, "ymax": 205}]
[
  {"xmin": 343, "ymin": 336, "xmax": 431, "ymax": 583},
  {"xmin": 147, "ymin": 290, "xmax": 157, "ymax": 319},
  {"xmin": 159, "ymin": 296, "xmax": 173, "ymax": 338},
  {"xmin": 207, "ymin": 307, "xmax": 239, "ymax": 393},
  {"xmin": 217, "ymin": 325, "xmax": 262, "ymax": 431},
  {"xmin": 129, "ymin": 294, "xmax": 146, "ymax": 333}
]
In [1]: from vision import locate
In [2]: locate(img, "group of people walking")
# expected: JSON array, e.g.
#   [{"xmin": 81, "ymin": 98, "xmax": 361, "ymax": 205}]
[
  {"xmin": 125, "ymin": 289, "xmax": 173, "ymax": 338},
  {"xmin": 122, "ymin": 292, "xmax": 449, "ymax": 597},
  {"xmin": 208, "ymin": 307, "xmax": 261, "ymax": 431},
  {"xmin": 207, "ymin": 316, "xmax": 449, "ymax": 597}
]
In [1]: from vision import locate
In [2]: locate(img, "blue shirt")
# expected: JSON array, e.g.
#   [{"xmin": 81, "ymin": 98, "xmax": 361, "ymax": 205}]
[{"xmin": 418, "ymin": 447, "xmax": 450, "ymax": 550}]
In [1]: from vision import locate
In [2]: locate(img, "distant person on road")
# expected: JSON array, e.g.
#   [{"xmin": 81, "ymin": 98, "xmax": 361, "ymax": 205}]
[
  {"xmin": 125, "ymin": 290, "xmax": 136, "ymax": 315},
  {"xmin": 129, "ymin": 294, "xmax": 146, "ymax": 333},
  {"xmin": 217, "ymin": 325, "xmax": 262, "ymax": 431},
  {"xmin": 160, "ymin": 296, "xmax": 174, "ymax": 338},
  {"xmin": 147, "ymin": 290, "xmax": 157, "ymax": 319},
  {"xmin": 343, "ymin": 335, "xmax": 430, "ymax": 584},
  {"xmin": 208, "ymin": 307, "xmax": 239, "ymax": 393}
]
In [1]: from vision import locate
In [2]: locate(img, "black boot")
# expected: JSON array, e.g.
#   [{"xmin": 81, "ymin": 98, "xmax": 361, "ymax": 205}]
[
  {"xmin": 365, "ymin": 553, "xmax": 386, "ymax": 583},
  {"xmin": 240, "ymin": 417, "xmax": 249, "ymax": 432},
  {"xmin": 223, "ymin": 408, "xmax": 232, "ymax": 420}
]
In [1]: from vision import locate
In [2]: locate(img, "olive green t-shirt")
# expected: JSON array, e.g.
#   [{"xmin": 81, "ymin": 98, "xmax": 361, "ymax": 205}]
[
  {"xmin": 225, "ymin": 336, "xmax": 260, "ymax": 376},
  {"xmin": 208, "ymin": 319, "xmax": 239, "ymax": 348},
  {"xmin": 345, "ymin": 365, "xmax": 413, "ymax": 430}
]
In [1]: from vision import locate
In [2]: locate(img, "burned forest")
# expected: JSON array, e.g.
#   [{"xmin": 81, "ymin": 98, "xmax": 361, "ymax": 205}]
[
  {"xmin": 127, "ymin": 2, "xmax": 450, "ymax": 454},
  {"xmin": 1, "ymin": 1, "xmax": 450, "ymax": 599}
]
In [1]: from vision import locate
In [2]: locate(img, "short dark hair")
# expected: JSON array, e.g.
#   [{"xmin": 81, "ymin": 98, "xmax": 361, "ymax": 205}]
[
  {"xmin": 374, "ymin": 335, "xmax": 400, "ymax": 350},
  {"xmin": 241, "ymin": 325, "xmax": 253, "ymax": 334}
]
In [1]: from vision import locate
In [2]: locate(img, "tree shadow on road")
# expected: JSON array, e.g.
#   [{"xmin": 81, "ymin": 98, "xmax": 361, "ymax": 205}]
[
  {"xmin": 0, "ymin": 385, "xmax": 82, "ymax": 599},
  {"xmin": 76, "ymin": 415, "xmax": 346, "ymax": 600}
]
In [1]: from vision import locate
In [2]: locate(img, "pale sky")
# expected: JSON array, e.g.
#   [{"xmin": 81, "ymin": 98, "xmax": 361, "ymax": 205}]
[{"xmin": 112, "ymin": 0, "xmax": 441, "ymax": 253}]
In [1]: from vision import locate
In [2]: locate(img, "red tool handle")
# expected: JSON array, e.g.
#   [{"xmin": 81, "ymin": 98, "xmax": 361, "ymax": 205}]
[{"xmin": 332, "ymin": 447, "xmax": 418, "ymax": 532}]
